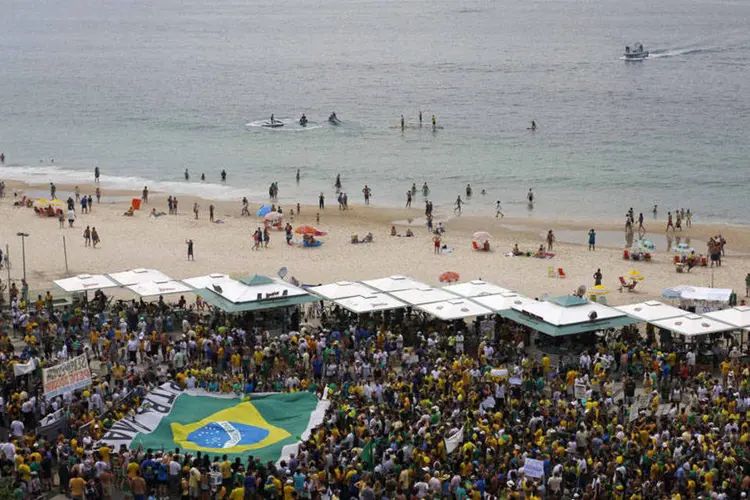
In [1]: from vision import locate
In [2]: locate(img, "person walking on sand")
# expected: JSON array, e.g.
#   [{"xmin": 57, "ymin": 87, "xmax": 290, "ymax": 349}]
[
  {"xmin": 638, "ymin": 213, "xmax": 645, "ymax": 233},
  {"xmin": 593, "ymin": 268, "xmax": 603, "ymax": 286},
  {"xmin": 50, "ymin": 182, "xmax": 56, "ymax": 199},
  {"xmin": 186, "ymin": 239, "xmax": 194, "ymax": 260},
  {"xmin": 142, "ymin": 186, "xmax": 148, "ymax": 204},
  {"xmin": 666, "ymin": 212, "xmax": 674, "ymax": 232},
  {"xmin": 193, "ymin": 202, "xmax": 199, "ymax": 219},
  {"xmin": 83, "ymin": 226, "xmax": 91, "ymax": 247},
  {"xmin": 173, "ymin": 197, "xmax": 178, "ymax": 213},
  {"xmin": 588, "ymin": 229, "xmax": 596, "ymax": 251},
  {"xmin": 454, "ymin": 195, "xmax": 462, "ymax": 215},
  {"xmin": 319, "ymin": 193, "xmax": 325, "ymax": 210},
  {"xmin": 546, "ymin": 230, "xmax": 555, "ymax": 251},
  {"xmin": 405, "ymin": 190, "xmax": 412, "ymax": 208},
  {"xmin": 209, "ymin": 204, "xmax": 214, "ymax": 222},
  {"xmin": 263, "ymin": 227, "xmax": 270, "ymax": 248},
  {"xmin": 67, "ymin": 208, "xmax": 76, "ymax": 228},
  {"xmin": 94, "ymin": 166, "xmax": 100, "ymax": 183},
  {"xmin": 746, "ymin": 272, "xmax": 750, "ymax": 297},
  {"xmin": 95, "ymin": 187, "xmax": 101, "ymax": 203},
  {"xmin": 58, "ymin": 210, "xmax": 64, "ymax": 229},
  {"xmin": 495, "ymin": 200, "xmax": 504, "ymax": 218},
  {"xmin": 433, "ymin": 233, "xmax": 441, "ymax": 254},
  {"xmin": 91, "ymin": 227, "xmax": 100, "ymax": 248}
]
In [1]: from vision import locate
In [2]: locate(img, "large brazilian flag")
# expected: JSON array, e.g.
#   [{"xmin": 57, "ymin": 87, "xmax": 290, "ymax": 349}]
[{"xmin": 101, "ymin": 383, "xmax": 325, "ymax": 463}]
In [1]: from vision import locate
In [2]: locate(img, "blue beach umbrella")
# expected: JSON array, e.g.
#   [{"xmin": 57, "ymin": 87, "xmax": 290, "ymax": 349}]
[
  {"xmin": 671, "ymin": 242, "xmax": 693, "ymax": 254},
  {"xmin": 257, "ymin": 205, "xmax": 272, "ymax": 217},
  {"xmin": 634, "ymin": 239, "xmax": 655, "ymax": 253}
]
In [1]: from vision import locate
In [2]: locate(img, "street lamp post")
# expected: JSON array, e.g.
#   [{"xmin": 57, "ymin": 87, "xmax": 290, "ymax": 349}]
[{"xmin": 16, "ymin": 232, "xmax": 29, "ymax": 282}]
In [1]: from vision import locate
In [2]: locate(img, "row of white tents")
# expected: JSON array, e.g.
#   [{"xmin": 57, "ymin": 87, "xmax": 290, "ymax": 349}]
[{"xmin": 53, "ymin": 272, "xmax": 750, "ymax": 338}]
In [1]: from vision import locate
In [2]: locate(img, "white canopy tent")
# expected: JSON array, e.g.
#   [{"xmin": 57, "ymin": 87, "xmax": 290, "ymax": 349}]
[
  {"xmin": 418, "ymin": 299, "xmax": 493, "ymax": 321},
  {"xmin": 362, "ymin": 275, "xmax": 429, "ymax": 293},
  {"xmin": 651, "ymin": 314, "xmax": 735, "ymax": 338},
  {"xmin": 615, "ymin": 300, "xmax": 687, "ymax": 323},
  {"xmin": 308, "ymin": 281, "xmax": 377, "ymax": 300},
  {"xmin": 442, "ymin": 280, "xmax": 511, "ymax": 298},
  {"xmin": 390, "ymin": 287, "xmax": 460, "ymax": 306},
  {"xmin": 109, "ymin": 268, "xmax": 172, "ymax": 286},
  {"xmin": 127, "ymin": 280, "xmax": 194, "ymax": 298},
  {"xmin": 54, "ymin": 274, "xmax": 118, "ymax": 293},
  {"xmin": 335, "ymin": 294, "xmax": 408, "ymax": 314},
  {"xmin": 181, "ymin": 273, "xmax": 235, "ymax": 290},
  {"xmin": 703, "ymin": 306, "xmax": 750, "ymax": 328},
  {"xmin": 472, "ymin": 292, "xmax": 534, "ymax": 312},
  {"xmin": 663, "ymin": 286, "xmax": 733, "ymax": 303},
  {"xmin": 216, "ymin": 279, "xmax": 307, "ymax": 303},
  {"xmin": 514, "ymin": 298, "xmax": 626, "ymax": 325}
]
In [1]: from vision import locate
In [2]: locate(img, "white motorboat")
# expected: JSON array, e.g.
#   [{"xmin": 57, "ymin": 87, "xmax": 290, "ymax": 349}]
[{"xmin": 624, "ymin": 43, "xmax": 648, "ymax": 60}]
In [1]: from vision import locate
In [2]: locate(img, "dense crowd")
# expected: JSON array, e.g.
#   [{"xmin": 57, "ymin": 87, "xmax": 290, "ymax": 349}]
[{"xmin": 1, "ymin": 294, "xmax": 750, "ymax": 500}]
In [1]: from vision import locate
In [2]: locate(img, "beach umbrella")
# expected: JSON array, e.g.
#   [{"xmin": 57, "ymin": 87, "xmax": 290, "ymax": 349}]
[
  {"xmin": 257, "ymin": 205, "xmax": 272, "ymax": 217},
  {"xmin": 672, "ymin": 242, "xmax": 693, "ymax": 254},
  {"xmin": 439, "ymin": 271, "xmax": 460, "ymax": 283},
  {"xmin": 264, "ymin": 211, "xmax": 283, "ymax": 222},
  {"xmin": 634, "ymin": 239, "xmax": 655, "ymax": 252},
  {"xmin": 472, "ymin": 231, "xmax": 492, "ymax": 242},
  {"xmin": 627, "ymin": 270, "xmax": 644, "ymax": 281},
  {"xmin": 591, "ymin": 285, "xmax": 609, "ymax": 295},
  {"xmin": 295, "ymin": 225, "xmax": 327, "ymax": 236}
]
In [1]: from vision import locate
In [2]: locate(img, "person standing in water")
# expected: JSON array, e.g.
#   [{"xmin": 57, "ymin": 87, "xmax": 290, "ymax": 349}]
[
  {"xmin": 419, "ymin": 111, "xmax": 423, "ymax": 128},
  {"xmin": 296, "ymin": 169, "xmax": 300, "ymax": 183},
  {"xmin": 431, "ymin": 115, "xmax": 436, "ymax": 130},
  {"xmin": 588, "ymin": 229, "xmax": 596, "ymax": 251},
  {"xmin": 530, "ymin": 120, "xmax": 537, "ymax": 131},
  {"xmin": 362, "ymin": 185, "xmax": 371, "ymax": 205},
  {"xmin": 527, "ymin": 188, "xmax": 534, "ymax": 206},
  {"xmin": 405, "ymin": 190, "xmax": 412, "ymax": 208},
  {"xmin": 335, "ymin": 174, "xmax": 341, "ymax": 190},
  {"xmin": 221, "ymin": 169, "xmax": 226, "ymax": 181},
  {"xmin": 454, "ymin": 195, "xmax": 463, "ymax": 215},
  {"xmin": 400, "ymin": 115, "xmax": 405, "ymax": 130},
  {"xmin": 184, "ymin": 169, "xmax": 189, "ymax": 181},
  {"xmin": 94, "ymin": 166, "xmax": 100, "ymax": 184}
]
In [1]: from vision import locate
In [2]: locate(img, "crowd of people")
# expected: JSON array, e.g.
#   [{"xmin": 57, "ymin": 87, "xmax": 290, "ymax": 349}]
[{"xmin": 2, "ymin": 292, "xmax": 750, "ymax": 500}]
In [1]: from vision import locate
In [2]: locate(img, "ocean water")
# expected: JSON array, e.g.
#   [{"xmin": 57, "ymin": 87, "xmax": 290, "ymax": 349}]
[{"xmin": 1, "ymin": 0, "xmax": 749, "ymax": 222}]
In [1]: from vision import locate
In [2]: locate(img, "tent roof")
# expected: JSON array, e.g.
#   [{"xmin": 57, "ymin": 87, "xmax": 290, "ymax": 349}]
[
  {"xmin": 651, "ymin": 314, "xmax": 736, "ymax": 337},
  {"xmin": 417, "ymin": 299, "xmax": 493, "ymax": 321},
  {"xmin": 362, "ymin": 275, "xmax": 429, "ymax": 292},
  {"xmin": 472, "ymin": 292, "xmax": 534, "ymax": 312},
  {"xmin": 181, "ymin": 273, "xmax": 234, "ymax": 290},
  {"xmin": 390, "ymin": 287, "xmax": 460, "ymax": 306},
  {"xmin": 209, "ymin": 278, "xmax": 307, "ymax": 304},
  {"xmin": 109, "ymin": 268, "xmax": 172, "ymax": 286},
  {"xmin": 54, "ymin": 274, "xmax": 118, "ymax": 293},
  {"xmin": 199, "ymin": 287, "xmax": 317, "ymax": 313},
  {"xmin": 615, "ymin": 300, "xmax": 687, "ymax": 323},
  {"xmin": 441, "ymin": 280, "xmax": 511, "ymax": 298},
  {"xmin": 703, "ymin": 306, "xmax": 750, "ymax": 328},
  {"xmin": 498, "ymin": 296, "xmax": 637, "ymax": 337},
  {"xmin": 514, "ymin": 296, "xmax": 627, "ymax": 326},
  {"xmin": 308, "ymin": 281, "xmax": 377, "ymax": 300},
  {"xmin": 127, "ymin": 280, "xmax": 193, "ymax": 298},
  {"xmin": 334, "ymin": 294, "xmax": 408, "ymax": 314}
]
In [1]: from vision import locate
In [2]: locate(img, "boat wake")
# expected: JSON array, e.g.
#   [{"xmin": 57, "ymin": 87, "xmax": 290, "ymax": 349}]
[{"xmin": 648, "ymin": 47, "xmax": 711, "ymax": 59}]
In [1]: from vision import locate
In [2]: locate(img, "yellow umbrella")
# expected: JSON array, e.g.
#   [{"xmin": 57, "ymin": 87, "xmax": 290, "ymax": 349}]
[
  {"xmin": 591, "ymin": 285, "xmax": 609, "ymax": 295},
  {"xmin": 628, "ymin": 270, "xmax": 644, "ymax": 281}
]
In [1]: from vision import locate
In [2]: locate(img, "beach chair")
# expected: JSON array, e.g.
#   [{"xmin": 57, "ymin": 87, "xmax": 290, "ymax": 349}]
[
  {"xmin": 673, "ymin": 256, "xmax": 680, "ymax": 264},
  {"xmin": 557, "ymin": 268, "xmax": 567, "ymax": 278},
  {"xmin": 623, "ymin": 249, "xmax": 630, "ymax": 260},
  {"xmin": 548, "ymin": 267, "xmax": 557, "ymax": 278},
  {"xmin": 618, "ymin": 276, "xmax": 637, "ymax": 292}
]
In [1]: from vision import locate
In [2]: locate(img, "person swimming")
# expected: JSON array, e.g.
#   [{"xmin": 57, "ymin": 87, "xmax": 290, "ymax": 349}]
[{"xmin": 328, "ymin": 112, "xmax": 339, "ymax": 124}]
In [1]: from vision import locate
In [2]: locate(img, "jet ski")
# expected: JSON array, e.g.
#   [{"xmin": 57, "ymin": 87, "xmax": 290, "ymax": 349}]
[
  {"xmin": 262, "ymin": 121, "xmax": 284, "ymax": 128},
  {"xmin": 299, "ymin": 115, "xmax": 308, "ymax": 127},
  {"xmin": 624, "ymin": 43, "xmax": 648, "ymax": 60},
  {"xmin": 328, "ymin": 113, "xmax": 341, "ymax": 126}
]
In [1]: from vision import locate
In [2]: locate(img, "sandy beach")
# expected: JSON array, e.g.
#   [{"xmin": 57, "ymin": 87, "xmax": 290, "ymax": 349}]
[{"xmin": 1, "ymin": 179, "xmax": 747, "ymax": 305}]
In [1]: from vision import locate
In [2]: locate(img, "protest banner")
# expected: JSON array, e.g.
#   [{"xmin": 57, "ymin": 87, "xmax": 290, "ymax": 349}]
[{"xmin": 43, "ymin": 355, "xmax": 92, "ymax": 398}]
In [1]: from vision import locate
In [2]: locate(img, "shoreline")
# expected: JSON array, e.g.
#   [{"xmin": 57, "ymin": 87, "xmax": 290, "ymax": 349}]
[{"xmin": 2, "ymin": 178, "xmax": 748, "ymax": 306}]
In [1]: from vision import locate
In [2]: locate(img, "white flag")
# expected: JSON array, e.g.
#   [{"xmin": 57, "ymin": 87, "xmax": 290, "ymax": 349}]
[
  {"xmin": 14, "ymin": 358, "xmax": 36, "ymax": 377},
  {"xmin": 445, "ymin": 427, "xmax": 464, "ymax": 454}
]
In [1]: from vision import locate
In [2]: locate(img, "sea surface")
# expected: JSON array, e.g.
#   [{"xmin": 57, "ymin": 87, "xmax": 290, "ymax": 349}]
[{"xmin": 1, "ymin": 0, "xmax": 749, "ymax": 222}]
